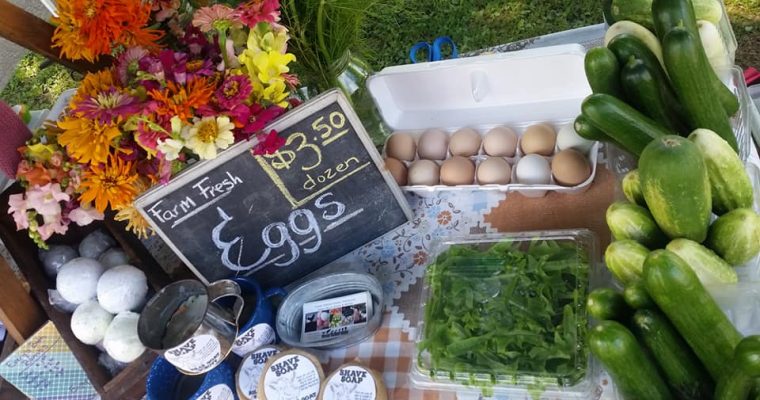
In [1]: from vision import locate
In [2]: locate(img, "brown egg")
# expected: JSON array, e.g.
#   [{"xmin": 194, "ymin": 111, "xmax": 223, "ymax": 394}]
[
  {"xmin": 483, "ymin": 126, "xmax": 518, "ymax": 157},
  {"xmin": 448, "ymin": 128, "xmax": 482, "ymax": 156},
  {"xmin": 384, "ymin": 157, "xmax": 407, "ymax": 186},
  {"xmin": 408, "ymin": 160, "xmax": 440, "ymax": 185},
  {"xmin": 477, "ymin": 157, "xmax": 512, "ymax": 185},
  {"xmin": 551, "ymin": 149, "xmax": 592, "ymax": 186},
  {"xmin": 385, "ymin": 132, "xmax": 416, "ymax": 161},
  {"xmin": 520, "ymin": 123, "xmax": 557, "ymax": 156},
  {"xmin": 417, "ymin": 128, "xmax": 449, "ymax": 160},
  {"xmin": 440, "ymin": 156, "xmax": 475, "ymax": 186}
]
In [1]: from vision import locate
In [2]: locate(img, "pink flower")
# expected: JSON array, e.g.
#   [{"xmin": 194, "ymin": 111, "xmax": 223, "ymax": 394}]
[
  {"xmin": 192, "ymin": 5, "xmax": 242, "ymax": 33},
  {"xmin": 37, "ymin": 214, "xmax": 68, "ymax": 241},
  {"xmin": 253, "ymin": 130, "xmax": 284, "ymax": 155},
  {"xmin": 26, "ymin": 183, "xmax": 70, "ymax": 217},
  {"xmin": 216, "ymin": 75, "xmax": 253, "ymax": 110},
  {"xmin": 159, "ymin": 49, "xmax": 189, "ymax": 84},
  {"xmin": 8, "ymin": 193, "xmax": 29, "ymax": 230},
  {"xmin": 68, "ymin": 206, "xmax": 104, "ymax": 226},
  {"xmin": 237, "ymin": 0, "xmax": 280, "ymax": 28},
  {"xmin": 134, "ymin": 121, "xmax": 170, "ymax": 153},
  {"xmin": 74, "ymin": 88, "xmax": 142, "ymax": 124},
  {"xmin": 116, "ymin": 47, "xmax": 149, "ymax": 86},
  {"xmin": 243, "ymin": 104, "xmax": 285, "ymax": 135}
]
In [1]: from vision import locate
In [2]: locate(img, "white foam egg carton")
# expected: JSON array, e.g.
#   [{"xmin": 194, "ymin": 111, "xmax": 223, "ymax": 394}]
[{"xmin": 368, "ymin": 44, "xmax": 598, "ymax": 198}]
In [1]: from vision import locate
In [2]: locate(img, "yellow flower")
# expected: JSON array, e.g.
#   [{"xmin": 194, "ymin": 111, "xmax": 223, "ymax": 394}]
[
  {"xmin": 115, "ymin": 204, "xmax": 153, "ymax": 239},
  {"xmin": 182, "ymin": 116, "xmax": 235, "ymax": 160},
  {"xmin": 246, "ymin": 22, "xmax": 289, "ymax": 54},
  {"xmin": 25, "ymin": 143, "xmax": 57, "ymax": 162},
  {"xmin": 260, "ymin": 79, "xmax": 290, "ymax": 108},
  {"xmin": 252, "ymin": 50, "xmax": 295, "ymax": 84},
  {"xmin": 57, "ymin": 117, "xmax": 122, "ymax": 165},
  {"xmin": 79, "ymin": 155, "xmax": 139, "ymax": 212}
]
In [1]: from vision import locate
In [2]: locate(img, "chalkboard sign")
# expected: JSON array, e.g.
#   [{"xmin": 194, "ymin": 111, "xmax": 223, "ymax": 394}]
[{"xmin": 135, "ymin": 90, "xmax": 412, "ymax": 286}]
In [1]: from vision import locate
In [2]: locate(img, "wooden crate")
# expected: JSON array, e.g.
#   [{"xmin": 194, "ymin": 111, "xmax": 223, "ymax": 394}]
[{"xmin": 0, "ymin": 183, "xmax": 179, "ymax": 399}]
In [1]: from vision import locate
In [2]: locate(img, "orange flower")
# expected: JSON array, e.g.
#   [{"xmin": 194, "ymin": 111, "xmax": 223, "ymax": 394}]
[
  {"xmin": 79, "ymin": 155, "xmax": 139, "ymax": 212},
  {"xmin": 57, "ymin": 116, "xmax": 122, "ymax": 165},
  {"xmin": 71, "ymin": 70, "xmax": 117, "ymax": 107},
  {"xmin": 114, "ymin": 178, "xmax": 152, "ymax": 238},
  {"xmin": 118, "ymin": 0, "xmax": 164, "ymax": 51},
  {"xmin": 149, "ymin": 77, "xmax": 216, "ymax": 121}
]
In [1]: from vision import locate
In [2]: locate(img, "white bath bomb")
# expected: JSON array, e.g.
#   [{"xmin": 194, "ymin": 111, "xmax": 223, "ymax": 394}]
[
  {"xmin": 57, "ymin": 258, "xmax": 105, "ymax": 304},
  {"xmin": 79, "ymin": 230, "xmax": 115, "ymax": 259},
  {"xmin": 98, "ymin": 248, "xmax": 129, "ymax": 269},
  {"xmin": 103, "ymin": 312, "xmax": 145, "ymax": 363},
  {"xmin": 71, "ymin": 300, "xmax": 114, "ymax": 345},
  {"xmin": 97, "ymin": 265, "xmax": 148, "ymax": 314}
]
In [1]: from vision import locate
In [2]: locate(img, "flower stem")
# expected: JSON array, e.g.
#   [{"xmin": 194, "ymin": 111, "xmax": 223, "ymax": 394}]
[
  {"xmin": 316, "ymin": 0, "xmax": 331, "ymax": 70},
  {"xmin": 219, "ymin": 29, "xmax": 230, "ymax": 68}
]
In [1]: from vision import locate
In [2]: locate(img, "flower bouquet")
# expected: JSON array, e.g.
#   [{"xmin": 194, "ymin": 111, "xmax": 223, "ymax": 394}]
[{"xmin": 8, "ymin": 0, "xmax": 300, "ymax": 247}]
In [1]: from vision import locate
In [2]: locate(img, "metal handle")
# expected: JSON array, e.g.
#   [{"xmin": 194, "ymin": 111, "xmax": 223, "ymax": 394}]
[{"xmin": 207, "ymin": 279, "xmax": 244, "ymax": 323}]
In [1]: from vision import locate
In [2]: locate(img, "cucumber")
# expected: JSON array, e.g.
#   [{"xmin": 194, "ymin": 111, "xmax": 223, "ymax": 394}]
[
  {"xmin": 699, "ymin": 20, "xmax": 731, "ymax": 72},
  {"xmin": 623, "ymin": 280, "xmax": 656, "ymax": 309},
  {"xmin": 602, "ymin": 0, "xmax": 615, "ymax": 25},
  {"xmin": 588, "ymin": 320, "xmax": 672, "ymax": 400},
  {"xmin": 639, "ymin": 135, "xmax": 712, "ymax": 242},
  {"xmin": 631, "ymin": 309, "xmax": 714, "ymax": 400},
  {"xmin": 587, "ymin": 288, "xmax": 630, "ymax": 321},
  {"xmin": 610, "ymin": 0, "xmax": 656, "ymax": 31},
  {"xmin": 581, "ymin": 93, "xmax": 672, "ymax": 157},
  {"xmin": 605, "ymin": 21, "xmax": 665, "ymax": 67},
  {"xmin": 622, "ymin": 170, "xmax": 647, "ymax": 207},
  {"xmin": 574, "ymin": 114, "xmax": 608, "ymax": 141},
  {"xmin": 707, "ymin": 208, "xmax": 760, "ymax": 265},
  {"xmin": 716, "ymin": 336, "xmax": 760, "ymax": 400},
  {"xmin": 666, "ymin": 238, "xmax": 738, "ymax": 284},
  {"xmin": 613, "ymin": 0, "xmax": 723, "ymax": 31},
  {"xmin": 606, "ymin": 202, "xmax": 668, "ymax": 249},
  {"xmin": 663, "ymin": 27, "xmax": 738, "ymax": 151},
  {"xmin": 585, "ymin": 48, "xmax": 624, "ymax": 98},
  {"xmin": 689, "ymin": 128, "xmax": 754, "ymax": 215},
  {"xmin": 605, "ymin": 239, "xmax": 649, "ymax": 285},
  {"xmin": 644, "ymin": 249, "xmax": 742, "ymax": 381},
  {"xmin": 653, "ymin": 0, "xmax": 740, "ymax": 117},
  {"xmin": 620, "ymin": 58, "xmax": 689, "ymax": 134}
]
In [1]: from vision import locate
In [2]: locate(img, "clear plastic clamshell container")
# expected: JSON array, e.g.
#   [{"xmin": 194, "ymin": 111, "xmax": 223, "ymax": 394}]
[
  {"xmin": 368, "ymin": 44, "xmax": 599, "ymax": 198},
  {"xmin": 411, "ymin": 230, "xmax": 607, "ymax": 399}
]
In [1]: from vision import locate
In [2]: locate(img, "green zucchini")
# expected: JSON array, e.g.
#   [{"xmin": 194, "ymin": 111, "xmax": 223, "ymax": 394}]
[
  {"xmin": 644, "ymin": 249, "xmax": 742, "ymax": 381},
  {"xmin": 587, "ymin": 288, "xmax": 630, "ymax": 321},
  {"xmin": 606, "ymin": 202, "xmax": 668, "ymax": 248},
  {"xmin": 602, "ymin": 0, "xmax": 615, "ymax": 25},
  {"xmin": 663, "ymin": 27, "xmax": 738, "ymax": 151},
  {"xmin": 623, "ymin": 280, "xmax": 656, "ymax": 309},
  {"xmin": 639, "ymin": 135, "xmax": 712, "ymax": 242},
  {"xmin": 622, "ymin": 169, "xmax": 647, "ymax": 207},
  {"xmin": 588, "ymin": 320, "xmax": 672, "ymax": 400},
  {"xmin": 620, "ymin": 57, "xmax": 689, "ymax": 134},
  {"xmin": 574, "ymin": 114, "xmax": 615, "ymax": 144},
  {"xmin": 666, "ymin": 238, "xmax": 738, "ymax": 285},
  {"xmin": 689, "ymin": 128, "xmax": 754, "ymax": 215},
  {"xmin": 581, "ymin": 93, "xmax": 672, "ymax": 157},
  {"xmin": 614, "ymin": 0, "xmax": 723, "ymax": 31},
  {"xmin": 653, "ymin": 0, "xmax": 740, "ymax": 117},
  {"xmin": 716, "ymin": 336, "xmax": 760, "ymax": 400},
  {"xmin": 585, "ymin": 47, "xmax": 624, "ymax": 98},
  {"xmin": 605, "ymin": 239, "xmax": 649, "ymax": 285},
  {"xmin": 607, "ymin": 34, "xmax": 688, "ymax": 124},
  {"xmin": 631, "ymin": 309, "xmax": 714, "ymax": 400},
  {"xmin": 605, "ymin": 21, "xmax": 665, "ymax": 67}
]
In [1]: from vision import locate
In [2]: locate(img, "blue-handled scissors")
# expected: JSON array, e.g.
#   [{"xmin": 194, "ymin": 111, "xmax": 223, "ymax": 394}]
[{"xmin": 409, "ymin": 36, "xmax": 459, "ymax": 64}]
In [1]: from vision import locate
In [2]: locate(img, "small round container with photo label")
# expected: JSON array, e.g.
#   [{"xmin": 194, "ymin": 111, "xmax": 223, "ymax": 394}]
[
  {"xmin": 236, "ymin": 345, "xmax": 283, "ymax": 400},
  {"xmin": 318, "ymin": 362, "xmax": 388, "ymax": 400},
  {"xmin": 146, "ymin": 357, "xmax": 236, "ymax": 400},
  {"xmin": 258, "ymin": 349, "xmax": 325, "ymax": 400}
]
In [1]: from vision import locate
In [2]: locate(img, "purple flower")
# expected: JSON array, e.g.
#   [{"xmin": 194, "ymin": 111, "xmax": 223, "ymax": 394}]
[
  {"xmin": 159, "ymin": 49, "xmax": 189, "ymax": 84},
  {"xmin": 116, "ymin": 47, "xmax": 149, "ymax": 86},
  {"xmin": 186, "ymin": 58, "xmax": 215, "ymax": 79},
  {"xmin": 215, "ymin": 75, "xmax": 252, "ymax": 110},
  {"xmin": 74, "ymin": 88, "xmax": 142, "ymax": 124}
]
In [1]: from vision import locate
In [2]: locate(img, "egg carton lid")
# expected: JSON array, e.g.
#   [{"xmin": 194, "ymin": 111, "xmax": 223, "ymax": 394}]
[{"xmin": 367, "ymin": 44, "xmax": 590, "ymax": 131}]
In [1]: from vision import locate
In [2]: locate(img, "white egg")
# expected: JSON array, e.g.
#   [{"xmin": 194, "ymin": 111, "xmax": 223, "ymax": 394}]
[
  {"xmin": 71, "ymin": 300, "xmax": 113, "ymax": 345},
  {"xmin": 103, "ymin": 312, "xmax": 145, "ymax": 363},
  {"xmin": 515, "ymin": 155, "xmax": 552, "ymax": 185},
  {"xmin": 97, "ymin": 265, "xmax": 148, "ymax": 314},
  {"xmin": 98, "ymin": 248, "xmax": 129, "ymax": 269},
  {"xmin": 556, "ymin": 123, "xmax": 594, "ymax": 153},
  {"xmin": 57, "ymin": 258, "xmax": 105, "ymax": 304}
]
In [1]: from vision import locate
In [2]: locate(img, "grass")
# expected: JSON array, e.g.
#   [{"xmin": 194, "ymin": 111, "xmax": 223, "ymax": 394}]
[
  {"xmin": 1, "ymin": 0, "xmax": 759, "ymax": 109},
  {"xmin": 0, "ymin": 53, "xmax": 80, "ymax": 110}
]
